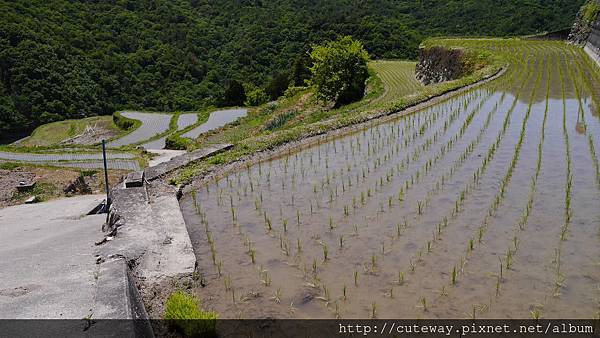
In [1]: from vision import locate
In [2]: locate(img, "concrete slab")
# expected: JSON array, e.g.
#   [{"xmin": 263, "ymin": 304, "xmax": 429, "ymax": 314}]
[
  {"xmin": 99, "ymin": 184, "xmax": 195, "ymax": 283},
  {"xmin": 147, "ymin": 149, "xmax": 186, "ymax": 167},
  {"xmin": 0, "ymin": 195, "xmax": 105, "ymax": 319},
  {"xmin": 144, "ymin": 144, "xmax": 232, "ymax": 181},
  {"xmin": 125, "ymin": 171, "xmax": 144, "ymax": 188}
]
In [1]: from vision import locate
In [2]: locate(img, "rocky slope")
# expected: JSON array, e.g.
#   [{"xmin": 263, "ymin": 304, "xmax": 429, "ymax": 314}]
[
  {"xmin": 568, "ymin": 0, "xmax": 600, "ymax": 45},
  {"xmin": 415, "ymin": 47, "xmax": 470, "ymax": 85}
]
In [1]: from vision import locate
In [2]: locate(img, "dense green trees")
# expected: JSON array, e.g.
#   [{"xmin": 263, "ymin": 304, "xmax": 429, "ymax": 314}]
[
  {"xmin": 310, "ymin": 37, "xmax": 370, "ymax": 105},
  {"xmin": 0, "ymin": 0, "xmax": 583, "ymax": 137},
  {"xmin": 221, "ymin": 80, "xmax": 246, "ymax": 107}
]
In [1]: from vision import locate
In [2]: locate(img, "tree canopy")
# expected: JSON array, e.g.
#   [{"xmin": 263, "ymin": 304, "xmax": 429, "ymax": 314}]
[{"xmin": 0, "ymin": 0, "xmax": 584, "ymax": 138}]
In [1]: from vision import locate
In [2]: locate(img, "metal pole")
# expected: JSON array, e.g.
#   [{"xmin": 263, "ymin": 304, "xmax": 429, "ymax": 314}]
[{"xmin": 102, "ymin": 139, "xmax": 110, "ymax": 213}]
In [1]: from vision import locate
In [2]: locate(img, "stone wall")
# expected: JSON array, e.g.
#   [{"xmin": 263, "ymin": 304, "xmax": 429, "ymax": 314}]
[
  {"xmin": 586, "ymin": 12, "xmax": 600, "ymax": 64},
  {"xmin": 569, "ymin": 0, "xmax": 600, "ymax": 62}
]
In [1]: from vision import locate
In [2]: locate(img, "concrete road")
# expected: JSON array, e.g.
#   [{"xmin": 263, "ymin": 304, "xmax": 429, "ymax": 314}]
[{"xmin": 0, "ymin": 195, "xmax": 105, "ymax": 319}]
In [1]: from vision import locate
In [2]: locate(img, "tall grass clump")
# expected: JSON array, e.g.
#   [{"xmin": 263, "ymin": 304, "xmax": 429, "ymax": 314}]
[{"xmin": 164, "ymin": 291, "xmax": 219, "ymax": 338}]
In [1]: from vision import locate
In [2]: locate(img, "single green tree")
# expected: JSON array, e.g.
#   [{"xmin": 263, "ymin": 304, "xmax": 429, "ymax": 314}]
[{"xmin": 309, "ymin": 36, "xmax": 370, "ymax": 106}]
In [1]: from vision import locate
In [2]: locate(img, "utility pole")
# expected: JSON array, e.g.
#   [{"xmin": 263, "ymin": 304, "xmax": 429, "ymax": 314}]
[{"xmin": 102, "ymin": 139, "xmax": 110, "ymax": 214}]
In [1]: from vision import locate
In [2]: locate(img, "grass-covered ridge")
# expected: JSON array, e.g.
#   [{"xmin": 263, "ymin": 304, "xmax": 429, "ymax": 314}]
[
  {"xmin": 19, "ymin": 116, "xmax": 123, "ymax": 147},
  {"xmin": 171, "ymin": 45, "xmax": 503, "ymax": 184}
]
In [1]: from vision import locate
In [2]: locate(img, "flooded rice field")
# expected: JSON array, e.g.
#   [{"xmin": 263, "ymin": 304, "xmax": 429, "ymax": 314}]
[{"xmin": 180, "ymin": 40, "xmax": 600, "ymax": 319}]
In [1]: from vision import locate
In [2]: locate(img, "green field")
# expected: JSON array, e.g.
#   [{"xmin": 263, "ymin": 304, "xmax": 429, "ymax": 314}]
[
  {"xmin": 19, "ymin": 116, "xmax": 122, "ymax": 147},
  {"xmin": 370, "ymin": 60, "xmax": 422, "ymax": 105}
]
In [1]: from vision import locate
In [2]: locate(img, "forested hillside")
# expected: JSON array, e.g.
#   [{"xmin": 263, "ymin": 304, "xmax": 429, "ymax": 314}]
[{"xmin": 0, "ymin": 0, "xmax": 583, "ymax": 138}]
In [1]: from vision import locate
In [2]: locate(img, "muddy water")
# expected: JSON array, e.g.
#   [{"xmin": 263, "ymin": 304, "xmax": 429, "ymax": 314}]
[{"xmin": 180, "ymin": 40, "xmax": 600, "ymax": 319}]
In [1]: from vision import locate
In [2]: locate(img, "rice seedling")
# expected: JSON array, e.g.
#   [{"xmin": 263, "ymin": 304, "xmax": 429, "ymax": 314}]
[
  {"xmin": 451, "ymin": 266, "xmax": 457, "ymax": 285},
  {"xmin": 322, "ymin": 243, "xmax": 329, "ymax": 261},
  {"xmin": 224, "ymin": 274, "xmax": 232, "ymax": 291},
  {"xmin": 216, "ymin": 260, "xmax": 223, "ymax": 277},
  {"xmin": 271, "ymin": 288, "xmax": 282, "ymax": 303},
  {"xmin": 439, "ymin": 286, "xmax": 448, "ymax": 297},
  {"xmin": 261, "ymin": 270, "xmax": 272, "ymax": 286},
  {"xmin": 419, "ymin": 296, "xmax": 428, "ymax": 312},
  {"xmin": 249, "ymin": 248, "xmax": 256, "ymax": 264},
  {"xmin": 322, "ymin": 284, "xmax": 330, "ymax": 302},
  {"xmin": 530, "ymin": 307, "xmax": 542, "ymax": 320},
  {"xmin": 334, "ymin": 302, "xmax": 341, "ymax": 319},
  {"xmin": 398, "ymin": 271, "xmax": 405, "ymax": 285},
  {"xmin": 282, "ymin": 239, "xmax": 290, "ymax": 256},
  {"xmin": 371, "ymin": 302, "xmax": 377, "ymax": 319},
  {"xmin": 505, "ymin": 248, "xmax": 513, "ymax": 269},
  {"xmin": 495, "ymin": 277, "xmax": 501, "ymax": 297},
  {"xmin": 354, "ymin": 270, "xmax": 359, "ymax": 287}
]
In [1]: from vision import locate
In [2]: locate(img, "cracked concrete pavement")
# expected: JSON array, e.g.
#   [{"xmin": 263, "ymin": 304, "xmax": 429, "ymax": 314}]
[{"xmin": 0, "ymin": 195, "xmax": 106, "ymax": 319}]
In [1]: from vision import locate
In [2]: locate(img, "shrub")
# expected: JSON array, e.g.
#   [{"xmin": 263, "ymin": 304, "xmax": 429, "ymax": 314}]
[
  {"xmin": 244, "ymin": 87, "xmax": 270, "ymax": 107},
  {"xmin": 0, "ymin": 162, "xmax": 21, "ymax": 170},
  {"xmin": 283, "ymin": 86, "xmax": 306, "ymax": 99},
  {"xmin": 583, "ymin": 1, "xmax": 600, "ymax": 22},
  {"xmin": 80, "ymin": 170, "xmax": 97, "ymax": 177},
  {"xmin": 165, "ymin": 134, "xmax": 191, "ymax": 150},
  {"xmin": 262, "ymin": 109, "xmax": 298, "ymax": 131},
  {"xmin": 112, "ymin": 111, "xmax": 137, "ymax": 130},
  {"xmin": 164, "ymin": 291, "xmax": 218, "ymax": 338},
  {"xmin": 309, "ymin": 36, "xmax": 370, "ymax": 106}
]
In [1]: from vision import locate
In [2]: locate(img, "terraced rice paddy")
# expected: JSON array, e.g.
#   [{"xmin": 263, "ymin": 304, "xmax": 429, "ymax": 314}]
[
  {"xmin": 109, "ymin": 110, "xmax": 247, "ymax": 150},
  {"xmin": 142, "ymin": 113, "xmax": 199, "ymax": 150},
  {"xmin": 0, "ymin": 150, "xmax": 140, "ymax": 170},
  {"xmin": 180, "ymin": 40, "xmax": 600, "ymax": 319},
  {"xmin": 370, "ymin": 60, "xmax": 422, "ymax": 105},
  {"xmin": 181, "ymin": 109, "xmax": 248, "ymax": 139},
  {"xmin": 108, "ymin": 111, "xmax": 172, "ymax": 148}
]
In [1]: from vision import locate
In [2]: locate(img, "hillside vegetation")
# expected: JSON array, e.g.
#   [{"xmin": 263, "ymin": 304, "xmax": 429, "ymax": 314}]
[{"xmin": 0, "ymin": 0, "xmax": 583, "ymax": 137}]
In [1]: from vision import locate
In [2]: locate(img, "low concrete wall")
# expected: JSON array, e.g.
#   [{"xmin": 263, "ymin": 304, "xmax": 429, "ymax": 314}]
[{"xmin": 144, "ymin": 144, "xmax": 232, "ymax": 181}]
